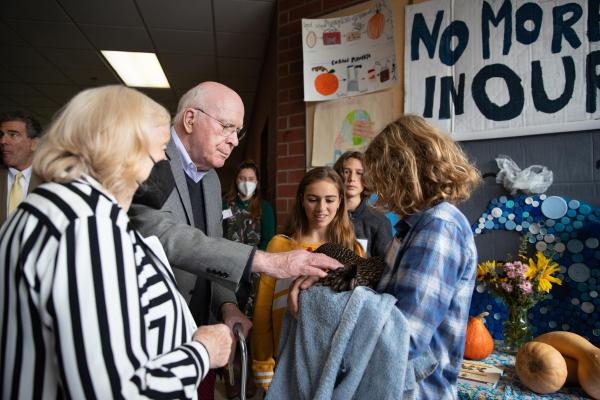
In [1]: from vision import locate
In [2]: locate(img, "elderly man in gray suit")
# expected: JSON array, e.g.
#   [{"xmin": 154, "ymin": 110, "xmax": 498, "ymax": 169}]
[{"xmin": 129, "ymin": 82, "xmax": 340, "ymax": 392}]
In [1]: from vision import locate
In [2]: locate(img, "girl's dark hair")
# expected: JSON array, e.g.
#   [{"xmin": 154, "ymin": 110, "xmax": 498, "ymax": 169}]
[
  {"xmin": 224, "ymin": 160, "xmax": 262, "ymax": 221},
  {"xmin": 285, "ymin": 167, "xmax": 360, "ymax": 253}
]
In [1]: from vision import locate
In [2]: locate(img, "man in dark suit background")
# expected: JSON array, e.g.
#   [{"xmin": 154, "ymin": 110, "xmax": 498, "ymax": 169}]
[
  {"xmin": 129, "ymin": 82, "xmax": 340, "ymax": 398},
  {"xmin": 0, "ymin": 111, "xmax": 43, "ymax": 225}
]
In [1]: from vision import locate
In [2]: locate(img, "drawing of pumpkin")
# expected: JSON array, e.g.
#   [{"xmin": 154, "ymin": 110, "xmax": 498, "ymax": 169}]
[
  {"xmin": 367, "ymin": 10, "xmax": 384, "ymax": 39},
  {"xmin": 314, "ymin": 68, "xmax": 338, "ymax": 96}
]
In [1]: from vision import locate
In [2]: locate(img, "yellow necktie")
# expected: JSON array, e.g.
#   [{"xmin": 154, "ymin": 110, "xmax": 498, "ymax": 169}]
[{"xmin": 8, "ymin": 171, "xmax": 24, "ymax": 214}]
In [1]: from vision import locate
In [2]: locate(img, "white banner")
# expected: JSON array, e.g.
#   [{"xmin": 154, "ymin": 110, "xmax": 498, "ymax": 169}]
[
  {"xmin": 404, "ymin": 0, "xmax": 600, "ymax": 141},
  {"xmin": 302, "ymin": 0, "xmax": 397, "ymax": 101}
]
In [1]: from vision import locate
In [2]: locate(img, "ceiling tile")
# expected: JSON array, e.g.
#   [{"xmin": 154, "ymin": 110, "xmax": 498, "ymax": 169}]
[
  {"xmin": 138, "ymin": 88, "xmax": 178, "ymax": 112},
  {"xmin": 219, "ymin": 75, "xmax": 258, "ymax": 93},
  {"xmin": 0, "ymin": 82, "xmax": 41, "ymax": 96},
  {"xmin": 80, "ymin": 25, "xmax": 154, "ymax": 52},
  {"xmin": 38, "ymin": 48, "xmax": 107, "ymax": 69},
  {"xmin": 58, "ymin": 67, "xmax": 120, "ymax": 86},
  {"xmin": 3, "ymin": 46, "xmax": 50, "ymax": 68},
  {"xmin": 152, "ymin": 29, "xmax": 215, "ymax": 55},
  {"xmin": 161, "ymin": 54, "xmax": 217, "ymax": 76},
  {"xmin": 0, "ymin": 105, "xmax": 36, "ymax": 116},
  {"xmin": 6, "ymin": 20, "xmax": 91, "ymax": 49},
  {"xmin": 138, "ymin": 0, "xmax": 213, "ymax": 31},
  {"xmin": 0, "ymin": 96, "xmax": 17, "ymax": 106},
  {"xmin": 0, "ymin": 66, "xmax": 21, "ymax": 83},
  {"xmin": 0, "ymin": 0, "xmax": 69, "ymax": 22},
  {"xmin": 218, "ymin": 57, "xmax": 262, "ymax": 77},
  {"xmin": 214, "ymin": 0, "xmax": 273, "ymax": 34},
  {"xmin": 0, "ymin": 22, "xmax": 27, "ymax": 46},
  {"xmin": 28, "ymin": 106, "xmax": 59, "ymax": 121},
  {"xmin": 35, "ymin": 84, "xmax": 82, "ymax": 105},
  {"xmin": 6, "ymin": 65, "xmax": 72, "ymax": 85},
  {"xmin": 169, "ymin": 72, "xmax": 217, "ymax": 91},
  {"xmin": 216, "ymin": 32, "xmax": 266, "ymax": 59},
  {"xmin": 7, "ymin": 94, "xmax": 59, "ymax": 108},
  {"xmin": 58, "ymin": 0, "xmax": 143, "ymax": 27}
]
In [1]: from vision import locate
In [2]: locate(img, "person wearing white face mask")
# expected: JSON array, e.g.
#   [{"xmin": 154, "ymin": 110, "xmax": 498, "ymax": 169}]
[
  {"xmin": 222, "ymin": 160, "xmax": 275, "ymax": 398},
  {"xmin": 223, "ymin": 160, "xmax": 275, "ymax": 252}
]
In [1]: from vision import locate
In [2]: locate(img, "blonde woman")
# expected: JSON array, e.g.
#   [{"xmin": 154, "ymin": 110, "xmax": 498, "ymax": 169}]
[
  {"xmin": 0, "ymin": 86, "xmax": 232, "ymax": 399},
  {"xmin": 365, "ymin": 115, "xmax": 481, "ymax": 398},
  {"xmin": 252, "ymin": 167, "xmax": 363, "ymax": 391}
]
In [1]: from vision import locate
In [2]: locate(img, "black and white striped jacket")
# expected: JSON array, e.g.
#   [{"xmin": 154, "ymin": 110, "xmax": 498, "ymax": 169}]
[{"xmin": 0, "ymin": 176, "xmax": 209, "ymax": 399}]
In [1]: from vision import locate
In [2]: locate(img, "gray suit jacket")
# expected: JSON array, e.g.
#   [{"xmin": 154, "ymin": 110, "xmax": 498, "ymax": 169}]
[
  {"xmin": 0, "ymin": 166, "xmax": 42, "ymax": 226},
  {"xmin": 129, "ymin": 137, "xmax": 253, "ymax": 319}
]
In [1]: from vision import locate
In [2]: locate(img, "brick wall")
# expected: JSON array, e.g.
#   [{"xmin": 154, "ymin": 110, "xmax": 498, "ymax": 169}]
[{"xmin": 275, "ymin": 0, "xmax": 365, "ymax": 231}]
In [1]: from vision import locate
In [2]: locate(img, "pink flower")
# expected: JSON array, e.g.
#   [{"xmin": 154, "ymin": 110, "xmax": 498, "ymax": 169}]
[
  {"xmin": 514, "ymin": 261, "xmax": 528, "ymax": 277},
  {"xmin": 501, "ymin": 282, "xmax": 513, "ymax": 293},
  {"xmin": 503, "ymin": 262, "xmax": 515, "ymax": 273},
  {"xmin": 518, "ymin": 281, "xmax": 532, "ymax": 294}
]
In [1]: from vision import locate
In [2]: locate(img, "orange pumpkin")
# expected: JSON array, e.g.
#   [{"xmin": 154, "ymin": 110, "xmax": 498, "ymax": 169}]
[
  {"xmin": 368, "ymin": 10, "xmax": 385, "ymax": 39},
  {"xmin": 314, "ymin": 70, "xmax": 338, "ymax": 96},
  {"xmin": 515, "ymin": 341, "xmax": 568, "ymax": 394},
  {"xmin": 463, "ymin": 312, "xmax": 494, "ymax": 360}
]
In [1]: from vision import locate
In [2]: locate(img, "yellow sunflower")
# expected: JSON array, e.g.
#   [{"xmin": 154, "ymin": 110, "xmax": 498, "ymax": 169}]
[
  {"xmin": 529, "ymin": 251, "xmax": 562, "ymax": 293},
  {"xmin": 477, "ymin": 260, "xmax": 496, "ymax": 281}
]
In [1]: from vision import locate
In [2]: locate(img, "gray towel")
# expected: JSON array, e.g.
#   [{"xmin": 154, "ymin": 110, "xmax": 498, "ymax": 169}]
[{"xmin": 267, "ymin": 286, "xmax": 438, "ymax": 400}]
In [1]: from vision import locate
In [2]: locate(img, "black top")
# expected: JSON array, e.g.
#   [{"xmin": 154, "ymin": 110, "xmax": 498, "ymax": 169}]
[{"xmin": 349, "ymin": 199, "xmax": 393, "ymax": 258}]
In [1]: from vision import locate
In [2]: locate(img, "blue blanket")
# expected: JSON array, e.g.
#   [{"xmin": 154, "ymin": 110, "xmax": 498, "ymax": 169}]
[{"xmin": 266, "ymin": 286, "xmax": 438, "ymax": 400}]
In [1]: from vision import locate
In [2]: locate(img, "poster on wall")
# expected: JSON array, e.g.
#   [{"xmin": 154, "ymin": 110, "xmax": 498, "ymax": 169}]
[
  {"xmin": 404, "ymin": 0, "xmax": 600, "ymax": 141},
  {"xmin": 302, "ymin": 0, "xmax": 397, "ymax": 101},
  {"xmin": 311, "ymin": 90, "xmax": 394, "ymax": 166}
]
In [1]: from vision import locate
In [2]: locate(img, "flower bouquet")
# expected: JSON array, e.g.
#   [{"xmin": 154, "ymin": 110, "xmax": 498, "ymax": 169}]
[{"xmin": 477, "ymin": 239, "xmax": 562, "ymax": 353}]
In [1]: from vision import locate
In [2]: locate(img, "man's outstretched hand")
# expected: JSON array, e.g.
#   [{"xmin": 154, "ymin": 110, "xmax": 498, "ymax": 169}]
[{"xmin": 253, "ymin": 250, "xmax": 342, "ymax": 279}]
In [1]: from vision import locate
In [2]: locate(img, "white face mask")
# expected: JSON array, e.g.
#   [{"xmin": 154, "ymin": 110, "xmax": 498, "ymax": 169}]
[{"xmin": 238, "ymin": 181, "xmax": 257, "ymax": 198}]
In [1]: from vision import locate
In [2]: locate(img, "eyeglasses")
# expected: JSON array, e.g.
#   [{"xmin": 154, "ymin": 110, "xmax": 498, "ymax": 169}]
[{"xmin": 192, "ymin": 107, "xmax": 246, "ymax": 141}]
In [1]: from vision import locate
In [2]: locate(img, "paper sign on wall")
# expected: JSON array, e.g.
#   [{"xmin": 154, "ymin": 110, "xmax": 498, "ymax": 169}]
[
  {"xmin": 312, "ymin": 90, "xmax": 394, "ymax": 166},
  {"xmin": 302, "ymin": 0, "xmax": 398, "ymax": 101},
  {"xmin": 404, "ymin": 0, "xmax": 600, "ymax": 141}
]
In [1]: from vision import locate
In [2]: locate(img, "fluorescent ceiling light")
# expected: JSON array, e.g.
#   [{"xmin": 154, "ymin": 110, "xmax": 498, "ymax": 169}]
[{"xmin": 101, "ymin": 50, "xmax": 170, "ymax": 88}]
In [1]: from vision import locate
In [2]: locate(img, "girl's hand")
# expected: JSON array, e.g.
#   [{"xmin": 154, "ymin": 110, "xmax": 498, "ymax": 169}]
[{"xmin": 287, "ymin": 275, "xmax": 321, "ymax": 318}]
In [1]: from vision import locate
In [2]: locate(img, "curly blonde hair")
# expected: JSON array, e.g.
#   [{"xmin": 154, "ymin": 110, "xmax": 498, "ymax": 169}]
[
  {"xmin": 33, "ymin": 85, "xmax": 170, "ymax": 201},
  {"xmin": 365, "ymin": 115, "xmax": 481, "ymax": 217}
]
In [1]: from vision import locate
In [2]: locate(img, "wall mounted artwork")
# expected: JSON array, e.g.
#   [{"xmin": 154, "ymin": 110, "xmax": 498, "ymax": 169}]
[
  {"xmin": 302, "ymin": 0, "xmax": 397, "ymax": 101},
  {"xmin": 404, "ymin": 0, "xmax": 600, "ymax": 141},
  {"xmin": 470, "ymin": 194, "xmax": 600, "ymax": 346},
  {"xmin": 311, "ymin": 90, "xmax": 393, "ymax": 166}
]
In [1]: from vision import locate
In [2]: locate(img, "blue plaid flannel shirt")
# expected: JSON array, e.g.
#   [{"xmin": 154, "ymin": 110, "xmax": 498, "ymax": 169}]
[{"xmin": 377, "ymin": 202, "xmax": 477, "ymax": 399}]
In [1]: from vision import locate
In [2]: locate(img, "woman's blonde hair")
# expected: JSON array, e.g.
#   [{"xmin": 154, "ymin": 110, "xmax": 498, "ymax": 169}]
[
  {"xmin": 33, "ymin": 85, "xmax": 170, "ymax": 200},
  {"xmin": 365, "ymin": 115, "xmax": 481, "ymax": 217},
  {"xmin": 286, "ymin": 167, "xmax": 361, "ymax": 253}
]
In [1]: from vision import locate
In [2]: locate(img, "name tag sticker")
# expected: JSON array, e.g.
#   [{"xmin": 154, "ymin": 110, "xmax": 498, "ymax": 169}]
[
  {"xmin": 222, "ymin": 208, "xmax": 233, "ymax": 219},
  {"xmin": 357, "ymin": 238, "xmax": 368, "ymax": 253}
]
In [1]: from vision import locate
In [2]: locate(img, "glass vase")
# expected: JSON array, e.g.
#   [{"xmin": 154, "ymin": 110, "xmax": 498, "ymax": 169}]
[{"xmin": 501, "ymin": 304, "xmax": 532, "ymax": 354}]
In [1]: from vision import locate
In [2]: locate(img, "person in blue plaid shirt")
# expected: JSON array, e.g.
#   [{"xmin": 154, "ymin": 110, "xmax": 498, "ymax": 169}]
[{"xmin": 364, "ymin": 115, "xmax": 481, "ymax": 398}]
